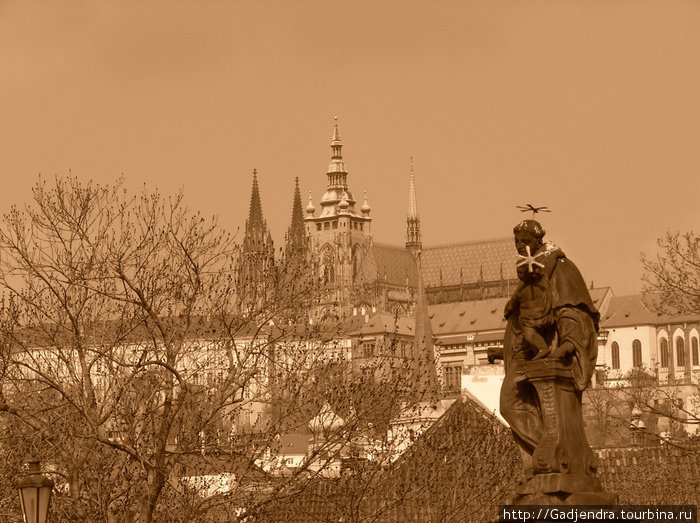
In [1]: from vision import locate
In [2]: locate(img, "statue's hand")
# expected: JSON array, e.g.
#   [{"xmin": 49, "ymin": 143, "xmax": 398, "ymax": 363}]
[{"xmin": 550, "ymin": 339, "xmax": 575, "ymax": 360}]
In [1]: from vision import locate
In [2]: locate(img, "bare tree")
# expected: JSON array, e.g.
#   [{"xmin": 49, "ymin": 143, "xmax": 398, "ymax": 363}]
[
  {"xmin": 0, "ymin": 176, "xmax": 338, "ymax": 521},
  {"xmin": 642, "ymin": 230, "xmax": 700, "ymax": 314},
  {"xmin": 0, "ymin": 176, "xmax": 443, "ymax": 522}
]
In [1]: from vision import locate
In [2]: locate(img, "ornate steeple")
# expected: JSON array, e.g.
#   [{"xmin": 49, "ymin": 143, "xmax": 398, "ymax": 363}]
[
  {"xmin": 239, "ymin": 169, "xmax": 275, "ymax": 310},
  {"xmin": 406, "ymin": 157, "xmax": 422, "ymax": 253},
  {"xmin": 318, "ymin": 117, "xmax": 357, "ymax": 218},
  {"xmin": 327, "ymin": 116, "xmax": 347, "ymax": 188},
  {"xmin": 285, "ymin": 177, "xmax": 307, "ymax": 260},
  {"xmin": 246, "ymin": 168, "xmax": 264, "ymax": 233}
]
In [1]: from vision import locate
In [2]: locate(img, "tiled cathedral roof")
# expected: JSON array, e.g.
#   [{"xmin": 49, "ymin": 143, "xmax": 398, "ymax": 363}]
[
  {"xmin": 421, "ymin": 237, "xmax": 517, "ymax": 287},
  {"xmin": 354, "ymin": 243, "xmax": 419, "ymax": 287}
]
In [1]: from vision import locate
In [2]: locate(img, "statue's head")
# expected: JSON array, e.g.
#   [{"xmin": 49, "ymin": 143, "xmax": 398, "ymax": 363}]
[{"xmin": 513, "ymin": 219, "xmax": 545, "ymax": 255}]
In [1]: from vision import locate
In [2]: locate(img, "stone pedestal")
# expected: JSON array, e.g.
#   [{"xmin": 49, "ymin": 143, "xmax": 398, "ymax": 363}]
[{"xmin": 511, "ymin": 358, "xmax": 616, "ymax": 505}]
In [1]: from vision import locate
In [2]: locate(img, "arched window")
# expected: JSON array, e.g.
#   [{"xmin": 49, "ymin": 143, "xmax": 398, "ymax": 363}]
[
  {"xmin": 676, "ymin": 338, "xmax": 685, "ymax": 367},
  {"xmin": 611, "ymin": 342, "xmax": 620, "ymax": 370},
  {"xmin": 692, "ymin": 338, "xmax": 699, "ymax": 367},
  {"xmin": 320, "ymin": 246, "xmax": 335, "ymax": 285},
  {"xmin": 660, "ymin": 338, "xmax": 669, "ymax": 368},
  {"xmin": 632, "ymin": 339, "xmax": 642, "ymax": 368}
]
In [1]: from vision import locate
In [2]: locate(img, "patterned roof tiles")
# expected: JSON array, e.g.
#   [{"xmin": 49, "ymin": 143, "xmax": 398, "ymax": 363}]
[
  {"xmin": 421, "ymin": 237, "xmax": 517, "ymax": 287},
  {"xmin": 355, "ymin": 242, "xmax": 419, "ymax": 287}
]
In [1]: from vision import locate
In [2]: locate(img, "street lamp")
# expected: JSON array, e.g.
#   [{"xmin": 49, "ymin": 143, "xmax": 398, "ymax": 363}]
[{"xmin": 16, "ymin": 460, "xmax": 54, "ymax": 523}]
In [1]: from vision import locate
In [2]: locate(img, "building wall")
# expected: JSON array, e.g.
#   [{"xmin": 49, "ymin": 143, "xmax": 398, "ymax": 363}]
[{"xmin": 601, "ymin": 325, "xmax": 657, "ymax": 379}]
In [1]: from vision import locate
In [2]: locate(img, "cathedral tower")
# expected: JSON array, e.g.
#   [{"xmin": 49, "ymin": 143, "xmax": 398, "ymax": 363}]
[
  {"xmin": 238, "ymin": 169, "xmax": 275, "ymax": 311},
  {"xmin": 285, "ymin": 177, "xmax": 307, "ymax": 262},
  {"xmin": 305, "ymin": 118, "xmax": 372, "ymax": 315}
]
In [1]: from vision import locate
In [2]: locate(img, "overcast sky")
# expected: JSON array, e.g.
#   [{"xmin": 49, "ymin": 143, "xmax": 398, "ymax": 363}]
[{"xmin": 1, "ymin": 0, "xmax": 699, "ymax": 296}]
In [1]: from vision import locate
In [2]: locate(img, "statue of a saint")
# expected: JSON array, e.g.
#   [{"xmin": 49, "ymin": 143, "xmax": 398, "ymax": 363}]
[{"xmin": 491, "ymin": 220, "xmax": 615, "ymax": 504}]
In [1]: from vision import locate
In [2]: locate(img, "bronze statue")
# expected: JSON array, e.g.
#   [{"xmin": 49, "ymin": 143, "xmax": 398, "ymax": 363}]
[{"xmin": 491, "ymin": 219, "xmax": 616, "ymax": 505}]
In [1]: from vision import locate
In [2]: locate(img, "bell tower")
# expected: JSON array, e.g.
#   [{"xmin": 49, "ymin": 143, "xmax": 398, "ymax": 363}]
[{"xmin": 305, "ymin": 118, "xmax": 372, "ymax": 315}]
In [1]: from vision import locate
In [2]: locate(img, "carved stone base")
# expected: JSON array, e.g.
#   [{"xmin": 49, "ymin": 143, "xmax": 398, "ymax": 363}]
[{"xmin": 512, "ymin": 473, "xmax": 618, "ymax": 506}]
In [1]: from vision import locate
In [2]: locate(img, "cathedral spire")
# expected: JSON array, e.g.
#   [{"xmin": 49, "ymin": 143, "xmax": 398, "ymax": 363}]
[
  {"xmin": 327, "ymin": 116, "xmax": 348, "ymax": 190},
  {"xmin": 406, "ymin": 157, "xmax": 422, "ymax": 253},
  {"xmin": 408, "ymin": 157, "xmax": 418, "ymax": 219},
  {"xmin": 285, "ymin": 177, "xmax": 307, "ymax": 260},
  {"xmin": 413, "ymin": 250, "xmax": 438, "ymax": 401},
  {"xmin": 247, "ymin": 168, "xmax": 264, "ymax": 231},
  {"xmin": 239, "ymin": 169, "xmax": 275, "ymax": 311}
]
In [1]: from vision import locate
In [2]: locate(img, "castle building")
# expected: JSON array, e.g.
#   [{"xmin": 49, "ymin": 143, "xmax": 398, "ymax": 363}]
[{"xmin": 242, "ymin": 119, "xmax": 519, "ymax": 319}]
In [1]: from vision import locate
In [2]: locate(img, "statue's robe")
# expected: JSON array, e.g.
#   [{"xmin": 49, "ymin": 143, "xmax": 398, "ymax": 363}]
[{"xmin": 500, "ymin": 245, "xmax": 599, "ymax": 455}]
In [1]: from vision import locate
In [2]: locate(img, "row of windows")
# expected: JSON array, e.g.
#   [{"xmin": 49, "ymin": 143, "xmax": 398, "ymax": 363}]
[
  {"xmin": 610, "ymin": 340, "xmax": 642, "ymax": 369},
  {"xmin": 315, "ymin": 221, "xmax": 364, "ymax": 231},
  {"xmin": 610, "ymin": 337, "xmax": 700, "ymax": 370},
  {"xmin": 659, "ymin": 337, "xmax": 699, "ymax": 368}
]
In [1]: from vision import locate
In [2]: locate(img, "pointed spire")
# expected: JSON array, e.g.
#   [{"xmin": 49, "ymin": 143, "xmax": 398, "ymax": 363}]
[
  {"xmin": 286, "ymin": 177, "xmax": 307, "ymax": 260},
  {"xmin": 239, "ymin": 169, "xmax": 275, "ymax": 311},
  {"xmin": 413, "ymin": 250, "xmax": 438, "ymax": 401},
  {"xmin": 332, "ymin": 115, "xmax": 341, "ymax": 143},
  {"xmin": 408, "ymin": 157, "xmax": 418, "ymax": 219},
  {"xmin": 406, "ymin": 157, "xmax": 422, "ymax": 252},
  {"xmin": 327, "ymin": 116, "xmax": 347, "ymax": 188},
  {"xmin": 247, "ymin": 168, "xmax": 264, "ymax": 231}
]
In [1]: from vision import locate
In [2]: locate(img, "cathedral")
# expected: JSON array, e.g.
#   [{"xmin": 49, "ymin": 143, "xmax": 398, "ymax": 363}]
[{"xmin": 237, "ymin": 119, "xmax": 519, "ymax": 320}]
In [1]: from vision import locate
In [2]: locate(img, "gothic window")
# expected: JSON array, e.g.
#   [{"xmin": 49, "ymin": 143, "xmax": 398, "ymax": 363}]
[
  {"xmin": 676, "ymin": 337, "xmax": 685, "ymax": 367},
  {"xmin": 660, "ymin": 338, "xmax": 669, "ymax": 368},
  {"xmin": 320, "ymin": 246, "xmax": 335, "ymax": 284},
  {"xmin": 632, "ymin": 339, "xmax": 642, "ymax": 368},
  {"xmin": 611, "ymin": 342, "xmax": 620, "ymax": 370},
  {"xmin": 692, "ymin": 337, "xmax": 699, "ymax": 366},
  {"xmin": 391, "ymin": 302, "xmax": 404, "ymax": 317},
  {"xmin": 352, "ymin": 245, "xmax": 363, "ymax": 279}
]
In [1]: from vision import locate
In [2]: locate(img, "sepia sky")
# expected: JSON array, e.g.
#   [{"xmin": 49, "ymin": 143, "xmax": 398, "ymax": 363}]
[{"xmin": 1, "ymin": 1, "xmax": 699, "ymax": 296}]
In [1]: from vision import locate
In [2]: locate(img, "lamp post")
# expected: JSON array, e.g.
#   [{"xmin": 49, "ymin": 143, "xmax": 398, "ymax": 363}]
[{"xmin": 16, "ymin": 460, "xmax": 54, "ymax": 523}]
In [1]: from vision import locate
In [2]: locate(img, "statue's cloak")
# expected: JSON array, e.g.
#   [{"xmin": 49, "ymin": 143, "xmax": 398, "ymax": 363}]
[
  {"xmin": 548, "ymin": 250, "xmax": 600, "ymax": 390},
  {"xmin": 506, "ymin": 245, "xmax": 600, "ymax": 391}
]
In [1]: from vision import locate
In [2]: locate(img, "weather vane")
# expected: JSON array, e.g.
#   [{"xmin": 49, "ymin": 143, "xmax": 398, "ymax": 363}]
[{"xmin": 516, "ymin": 203, "xmax": 551, "ymax": 219}]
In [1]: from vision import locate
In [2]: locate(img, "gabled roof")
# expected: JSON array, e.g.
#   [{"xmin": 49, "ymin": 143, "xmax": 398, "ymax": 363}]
[
  {"xmin": 421, "ymin": 237, "xmax": 517, "ymax": 287},
  {"xmin": 354, "ymin": 243, "xmax": 419, "ymax": 287},
  {"xmin": 428, "ymin": 297, "xmax": 509, "ymax": 337},
  {"xmin": 589, "ymin": 286, "xmax": 613, "ymax": 317},
  {"xmin": 601, "ymin": 294, "xmax": 700, "ymax": 329}
]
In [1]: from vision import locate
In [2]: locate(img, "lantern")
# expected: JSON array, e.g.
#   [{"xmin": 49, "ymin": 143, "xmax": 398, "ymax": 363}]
[{"xmin": 16, "ymin": 460, "xmax": 54, "ymax": 523}]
